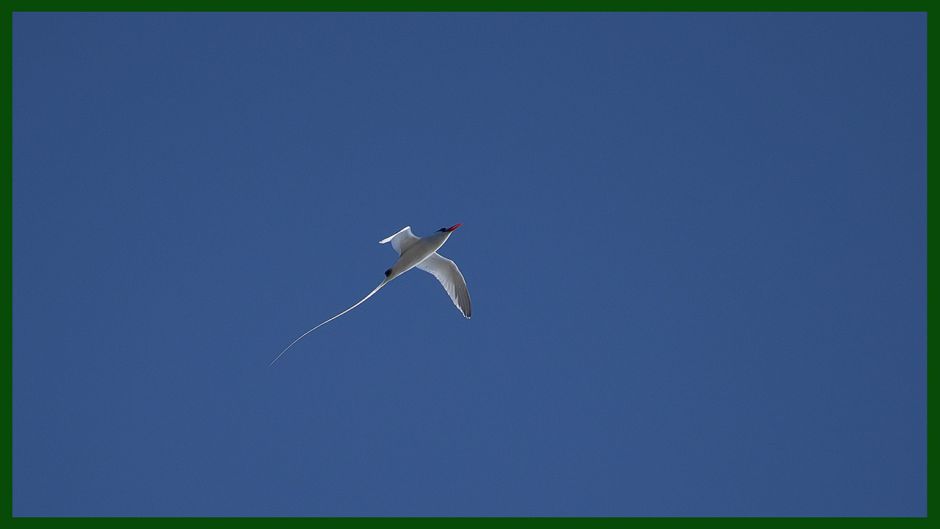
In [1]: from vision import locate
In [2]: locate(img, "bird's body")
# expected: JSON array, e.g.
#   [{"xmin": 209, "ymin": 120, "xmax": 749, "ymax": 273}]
[
  {"xmin": 269, "ymin": 224, "xmax": 471, "ymax": 366},
  {"xmin": 381, "ymin": 226, "xmax": 450, "ymax": 280}
]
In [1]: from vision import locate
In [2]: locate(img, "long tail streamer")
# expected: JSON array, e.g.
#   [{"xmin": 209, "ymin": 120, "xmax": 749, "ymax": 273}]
[{"xmin": 269, "ymin": 279, "xmax": 388, "ymax": 366}]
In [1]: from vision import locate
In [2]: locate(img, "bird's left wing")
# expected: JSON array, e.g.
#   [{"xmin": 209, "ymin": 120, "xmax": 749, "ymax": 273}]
[
  {"xmin": 379, "ymin": 226, "xmax": 420, "ymax": 255},
  {"xmin": 416, "ymin": 253, "xmax": 472, "ymax": 318}
]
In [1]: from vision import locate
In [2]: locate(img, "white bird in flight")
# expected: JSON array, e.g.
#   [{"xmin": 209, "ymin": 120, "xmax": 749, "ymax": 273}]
[{"xmin": 270, "ymin": 223, "xmax": 472, "ymax": 366}]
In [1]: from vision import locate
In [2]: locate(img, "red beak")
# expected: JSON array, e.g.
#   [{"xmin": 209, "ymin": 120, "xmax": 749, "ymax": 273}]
[{"xmin": 446, "ymin": 223, "xmax": 462, "ymax": 232}]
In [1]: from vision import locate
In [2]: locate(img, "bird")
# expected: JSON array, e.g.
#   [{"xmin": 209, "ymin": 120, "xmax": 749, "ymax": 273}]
[{"xmin": 269, "ymin": 223, "xmax": 472, "ymax": 366}]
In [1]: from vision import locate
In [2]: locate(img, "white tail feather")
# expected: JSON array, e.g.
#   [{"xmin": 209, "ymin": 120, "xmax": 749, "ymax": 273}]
[{"xmin": 269, "ymin": 279, "xmax": 388, "ymax": 366}]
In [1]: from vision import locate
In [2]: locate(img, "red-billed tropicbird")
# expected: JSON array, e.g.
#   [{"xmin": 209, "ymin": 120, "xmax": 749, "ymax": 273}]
[{"xmin": 270, "ymin": 224, "xmax": 472, "ymax": 366}]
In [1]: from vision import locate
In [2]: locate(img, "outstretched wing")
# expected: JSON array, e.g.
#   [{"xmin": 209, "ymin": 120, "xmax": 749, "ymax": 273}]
[
  {"xmin": 416, "ymin": 252, "xmax": 472, "ymax": 319},
  {"xmin": 379, "ymin": 226, "xmax": 420, "ymax": 255}
]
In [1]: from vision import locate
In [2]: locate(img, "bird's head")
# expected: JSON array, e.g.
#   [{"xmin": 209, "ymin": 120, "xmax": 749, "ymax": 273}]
[{"xmin": 437, "ymin": 223, "xmax": 462, "ymax": 234}]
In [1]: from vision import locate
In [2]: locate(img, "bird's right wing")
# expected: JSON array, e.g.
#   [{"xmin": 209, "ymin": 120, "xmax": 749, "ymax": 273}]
[
  {"xmin": 379, "ymin": 226, "xmax": 420, "ymax": 255},
  {"xmin": 416, "ymin": 252, "xmax": 472, "ymax": 319}
]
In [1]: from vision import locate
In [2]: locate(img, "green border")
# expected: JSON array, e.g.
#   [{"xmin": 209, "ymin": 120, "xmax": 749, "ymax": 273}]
[
  {"xmin": 2, "ymin": 3, "xmax": 930, "ymax": 525},
  {"xmin": 2, "ymin": 3, "xmax": 9, "ymax": 529},
  {"xmin": 0, "ymin": 1, "xmax": 935, "ymax": 11}
]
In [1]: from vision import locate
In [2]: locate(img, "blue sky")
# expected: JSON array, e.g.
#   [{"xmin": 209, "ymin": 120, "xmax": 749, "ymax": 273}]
[{"xmin": 13, "ymin": 13, "xmax": 925, "ymax": 516}]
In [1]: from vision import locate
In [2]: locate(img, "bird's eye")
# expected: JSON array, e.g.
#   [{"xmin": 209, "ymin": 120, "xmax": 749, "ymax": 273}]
[{"xmin": 438, "ymin": 227, "xmax": 446, "ymax": 232}]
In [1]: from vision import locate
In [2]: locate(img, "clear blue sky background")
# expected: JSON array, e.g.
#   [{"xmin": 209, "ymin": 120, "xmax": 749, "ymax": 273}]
[{"xmin": 13, "ymin": 13, "xmax": 925, "ymax": 516}]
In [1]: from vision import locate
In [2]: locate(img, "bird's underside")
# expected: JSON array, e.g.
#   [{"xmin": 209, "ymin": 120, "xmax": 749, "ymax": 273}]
[{"xmin": 379, "ymin": 226, "xmax": 472, "ymax": 319}]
